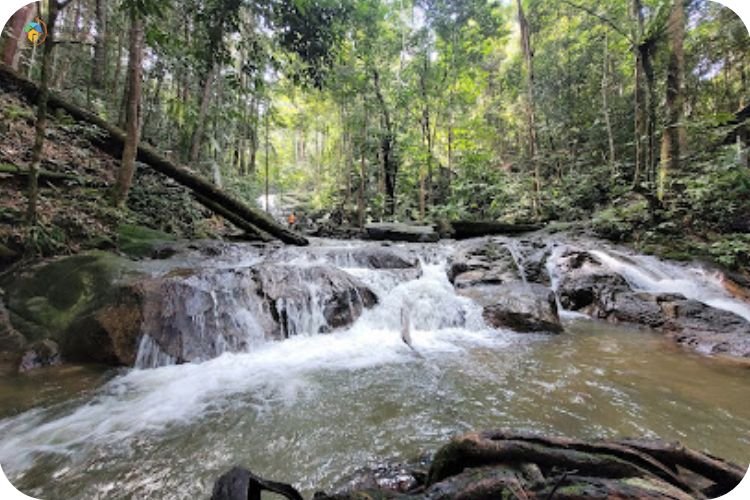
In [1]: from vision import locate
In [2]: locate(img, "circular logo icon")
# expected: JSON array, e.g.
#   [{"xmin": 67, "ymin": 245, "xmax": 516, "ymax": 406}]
[{"xmin": 24, "ymin": 18, "xmax": 47, "ymax": 46}]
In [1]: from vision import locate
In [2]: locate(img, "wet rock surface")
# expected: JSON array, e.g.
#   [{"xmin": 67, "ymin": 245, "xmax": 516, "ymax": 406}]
[
  {"xmin": 460, "ymin": 283, "xmax": 562, "ymax": 333},
  {"xmin": 215, "ymin": 431, "xmax": 745, "ymax": 500},
  {"xmin": 18, "ymin": 339, "xmax": 61, "ymax": 372},
  {"xmin": 0, "ymin": 244, "xmax": 381, "ymax": 368},
  {"xmin": 254, "ymin": 264, "xmax": 378, "ymax": 336},
  {"xmin": 658, "ymin": 296, "xmax": 750, "ymax": 357},
  {"xmin": 550, "ymin": 245, "xmax": 750, "ymax": 357},
  {"xmin": 3, "ymin": 234, "xmax": 750, "ymax": 369}
]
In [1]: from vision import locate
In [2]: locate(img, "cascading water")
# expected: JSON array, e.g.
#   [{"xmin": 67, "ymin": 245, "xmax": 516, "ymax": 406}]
[
  {"xmin": 588, "ymin": 248, "xmax": 750, "ymax": 322},
  {"xmin": 505, "ymin": 240, "xmax": 528, "ymax": 285},
  {"xmin": 1, "ymin": 238, "xmax": 749, "ymax": 500}
]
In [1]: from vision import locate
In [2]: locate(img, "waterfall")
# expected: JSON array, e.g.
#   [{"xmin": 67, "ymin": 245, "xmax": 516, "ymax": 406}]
[
  {"xmin": 135, "ymin": 334, "xmax": 176, "ymax": 369},
  {"xmin": 544, "ymin": 244, "xmax": 589, "ymax": 319},
  {"xmin": 590, "ymin": 248, "xmax": 750, "ymax": 322},
  {"xmin": 505, "ymin": 240, "xmax": 528, "ymax": 285}
]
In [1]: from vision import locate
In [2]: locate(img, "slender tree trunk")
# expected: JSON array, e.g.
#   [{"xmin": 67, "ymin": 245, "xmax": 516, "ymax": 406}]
[
  {"xmin": 659, "ymin": 0, "xmax": 686, "ymax": 201},
  {"xmin": 91, "ymin": 0, "xmax": 107, "ymax": 89},
  {"xmin": 419, "ymin": 53, "xmax": 433, "ymax": 219},
  {"xmin": 27, "ymin": 1, "xmax": 60, "ymax": 228},
  {"xmin": 358, "ymin": 101, "xmax": 368, "ymax": 228},
  {"xmin": 517, "ymin": 0, "xmax": 540, "ymax": 213},
  {"xmin": 111, "ymin": 29, "xmax": 123, "ymax": 100},
  {"xmin": 113, "ymin": 11, "xmax": 144, "ymax": 207},
  {"xmin": 372, "ymin": 68, "xmax": 397, "ymax": 217},
  {"xmin": 264, "ymin": 104, "xmax": 270, "ymax": 213},
  {"xmin": 189, "ymin": 63, "xmax": 218, "ymax": 166},
  {"xmin": 2, "ymin": 4, "xmax": 36, "ymax": 70},
  {"xmin": 602, "ymin": 32, "xmax": 616, "ymax": 174},
  {"xmin": 631, "ymin": 0, "xmax": 646, "ymax": 189},
  {"xmin": 249, "ymin": 95, "xmax": 258, "ymax": 175}
]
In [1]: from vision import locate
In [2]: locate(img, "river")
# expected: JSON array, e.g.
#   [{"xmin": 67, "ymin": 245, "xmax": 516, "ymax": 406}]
[{"xmin": 0, "ymin": 238, "xmax": 748, "ymax": 499}]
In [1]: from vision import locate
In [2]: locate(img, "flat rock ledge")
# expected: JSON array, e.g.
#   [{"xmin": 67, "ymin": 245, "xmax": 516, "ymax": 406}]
[{"xmin": 212, "ymin": 431, "xmax": 745, "ymax": 500}]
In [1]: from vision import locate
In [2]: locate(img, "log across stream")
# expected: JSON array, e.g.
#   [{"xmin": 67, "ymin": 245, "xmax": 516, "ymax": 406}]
[{"xmin": 0, "ymin": 237, "xmax": 749, "ymax": 498}]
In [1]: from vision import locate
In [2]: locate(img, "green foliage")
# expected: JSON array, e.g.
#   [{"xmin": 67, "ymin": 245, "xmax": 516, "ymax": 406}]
[
  {"xmin": 681, "ymin": 149, "xmax": 750, "ymax": 233},
  {"xmin": 25, "ymin": 223, "xmax": 68, "ymax": 258},
  {"xmin": 591, "ymin": 195, "xmax": 650, "ymax": 242},
  {"xmin": 706, "ymin": 234, "xmax": 750, "ymax": 270}
]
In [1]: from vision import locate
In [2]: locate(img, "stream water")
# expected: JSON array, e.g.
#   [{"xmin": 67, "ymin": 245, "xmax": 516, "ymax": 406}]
[{"xmin": 0, "ymin": 239, "xmax": 749, "ymax": 499}]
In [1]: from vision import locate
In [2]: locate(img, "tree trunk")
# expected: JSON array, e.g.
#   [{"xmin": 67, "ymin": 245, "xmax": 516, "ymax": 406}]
[
  {"xmin": 517, "ymin": 0, "xmax": 540, "ymax": 213},
  {"xmin": 91, "ymin": 0, "xmax": 107, "ymax": 89},
  {"xmin": 602, "ymin": 32, "xmax": 616, "ymax": 173},
  {"xmin": 249, "ymin": 95, "xmax": 258, "ymax": 175},
  {"xmin": 631, "ymin": 0, "xmax": 645, "ymax": 189},
  {"xmin": 358, "ymin": 103, "xmax": 368, "ymax": 229},
  {"xmin": 26, "ymin": 1, "xmax": 59, "ymax": 227},
  {"xmin": 419, "ymin": 53, "xmax": 432, "ymax": 219},
  {"xmin": 2, "ymin": 4, "xmax": 36, "ymax": 70},
  {"xmin": 659, "ymin": 0, "xmax": 686, "ymax": 201},
  {"xmin": 0, "ymin": 66, "xmax": 309, "ymax": 245},
  {"xmin": 189, "ymin": 63, "xmax": 218, "ymax": 166},
  {"xmin": 372, "ymin": 68, "xmax": 397, "ymax": 218},
  {"xmin": 264, "ymin": 105, "xmax": 270, "ymax": 213},
  {"xmin": 113, "ymin": 11, "xmax": 144, "ymax": 207},
  {"xmin": 111, "ymin": 29, "xmax": 123, "ymax": 103}
]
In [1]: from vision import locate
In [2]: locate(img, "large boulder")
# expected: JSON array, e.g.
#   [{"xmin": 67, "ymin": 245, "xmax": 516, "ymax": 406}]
[
  {"xmin": 0, "ymin": 291, "xmax": 26, "ymax": 373},
  {"xmin": 448, "ymin": 238, "xmax": 552, "ymax": 289},
  {"xmin": 558, "ymin": 271, "xmax": 666, "ymax": 328},
  {"xmin": 1, "ymin": 252, "xmax": 138, "ymax": 368},
  {"xmin": 460, "ymin": 283, "xmax": 562, "ymax": 333},
  {"xmin": 254, "ymin": 264, "xmax": 377, "ymax": 336},
  {"xmin": 657, "ymin": 295, "xmax": 750, "ymax": 357},
  {"xmin": 448, "ymin": 240, "xmax": 520, "ymax": 288},
  {"xmin": 1, "ymin": 252, "xmax": 380, "ymax": 368},
  {"xmin": 555, "ymin": 247, "xmax": 750, "ymax": 357}
]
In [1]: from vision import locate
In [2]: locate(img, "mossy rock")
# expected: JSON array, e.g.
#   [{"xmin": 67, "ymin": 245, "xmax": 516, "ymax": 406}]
[
  {"xmin": 1, "ymin": 251, "xmax": 132, "ymax": 344},
  {"xmin": 117, "ymin": 224, "xmax": 175, "ymax": 258}
]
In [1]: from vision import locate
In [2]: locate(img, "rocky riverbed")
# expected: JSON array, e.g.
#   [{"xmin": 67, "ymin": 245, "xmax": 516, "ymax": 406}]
[
  {"xmin": 0, "ymin": 234, "xmax": 749, "ymax": 498},
  {"xmin": 2, "ymin": 233, "xmax": 749, "ymax": 373}
]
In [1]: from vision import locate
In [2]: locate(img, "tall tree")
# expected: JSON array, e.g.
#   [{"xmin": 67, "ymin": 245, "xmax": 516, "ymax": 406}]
[
  {"xmin": 91, "ymin": 0, "xmax": 108, "ymax": 89},
  {"xmin": 27, "ymin": 0, "xmax": 69, "ymax": 228},
  {"xmin": 113, "ymin": 8, "xmax": 144, "ymax": 207},
  {"xmin": 517, "ymin": 0, "xmax": 540, "ymax": 213},
  {"xmin": 659, "ymin": 0, "xmax": 686, "ymax": 201}
]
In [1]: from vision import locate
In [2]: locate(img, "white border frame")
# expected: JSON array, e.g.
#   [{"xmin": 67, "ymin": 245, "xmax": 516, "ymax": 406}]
[{"xmin": 0, "ymin": 0, "xmax": 748, "ymax": 499}]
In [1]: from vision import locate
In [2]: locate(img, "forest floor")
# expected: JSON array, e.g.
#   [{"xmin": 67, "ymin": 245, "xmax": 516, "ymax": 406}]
[{"xmin": 0, "ymin": 92, "xmax": 226, "ymax": 265}]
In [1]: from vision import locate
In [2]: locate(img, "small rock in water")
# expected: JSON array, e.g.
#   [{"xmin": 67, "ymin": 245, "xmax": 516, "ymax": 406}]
[{"xmin": 18, "ymin": 339, "xmax": 61, "ymax": 373}]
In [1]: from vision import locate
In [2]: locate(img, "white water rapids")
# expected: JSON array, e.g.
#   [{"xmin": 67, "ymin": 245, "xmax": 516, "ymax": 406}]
[{"xmin": 1, "ymin": 238, "xmax": 749, "ymax": 499}]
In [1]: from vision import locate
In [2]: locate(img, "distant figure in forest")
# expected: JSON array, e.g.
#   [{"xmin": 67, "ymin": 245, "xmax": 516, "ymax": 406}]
[{"xmin": 287, "ymin": 212, "xmax": 297, "ymax": 228}]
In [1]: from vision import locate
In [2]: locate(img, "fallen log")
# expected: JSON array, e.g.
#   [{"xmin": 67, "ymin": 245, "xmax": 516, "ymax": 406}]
[
  {"xmin": 426, "ymin": 431, "xmax": 743, "ymax": 499},
  {"xmin": 365, "ymin": 222, "xmax": 439, "ymax": 243},
  {"xmin": 0, "ymin": 65, "xmax": 308, "ymax": 246},
  {"xmin": 193, "ymin": 194, "xmax": 273, "ymax": 242},
  {"xmin": 450, "ymin": 220, "xmax": 543, "ymax": 239}
]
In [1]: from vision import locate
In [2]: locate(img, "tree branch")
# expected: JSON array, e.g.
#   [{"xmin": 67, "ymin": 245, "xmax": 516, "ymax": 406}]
[{"xmin": 559, "ymin": 0, "xmax": 633, "ymax": 43}]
